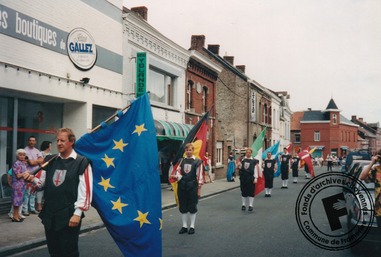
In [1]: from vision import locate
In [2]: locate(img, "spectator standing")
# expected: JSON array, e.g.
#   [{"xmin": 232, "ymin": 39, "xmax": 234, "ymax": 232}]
[
  {"xmin": 203, "ymin": 152, "xmax": 213, "ymax": 183},
  {"xmin": 359, "ymin": 149, "xmax": 381, "ymax": 229},
  {"xmin": 327, "ymin": 154, "xmax": 333, "ymax": 171},
  {"xmin": 22, "ymin": 136, "xmax": 44, "ymax": 216},
  {"xmin": 227, "ymin": 152, "xmax": 235, "ymax": 182},
  {"xmin": 11, "ymin": 149, "xmax": 29, "ymax": 222}
]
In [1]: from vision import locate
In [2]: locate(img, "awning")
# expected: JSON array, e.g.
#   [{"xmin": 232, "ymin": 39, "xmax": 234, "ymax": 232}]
[
  {"xmin": 154, "ymin": 120, "xmax": 193, "ymax": 141},
  {"xmin": 310, "ymin": 145, "xmax": 325, "ymax": 150},
  {"xmin": 340, "ymin": 146, "xmax": 349, "ymax": 150}
]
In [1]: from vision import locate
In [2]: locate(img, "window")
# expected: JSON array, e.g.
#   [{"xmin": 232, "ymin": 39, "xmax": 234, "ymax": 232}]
[
  {"xmin": 314, "ymin": 131, "xmax": 320, "ymax": 141},
  {"xmin": 332, "ymin": 114, "xmax": 337, "ymax": 125},
  {"xmin": 295, "ymin": 133, "xmax": 301, "ymax": 143},
  {"xmin": 187, "ymin": 80, "xmax": 192, "ymax": 109},
  {"xmin": 202, "ymin": 86, "xmax": 208, "ymax": 113},
  {"xmin": 93, "ymin": 105, "xmax": 117, "ymax": 128},
  {"xmin": 216, "ymin": 141, "xmax": 223, "ymax": 166},
  {"xmin": 148, "ymin": 68, "xmax": 175, "ymax": 106}
]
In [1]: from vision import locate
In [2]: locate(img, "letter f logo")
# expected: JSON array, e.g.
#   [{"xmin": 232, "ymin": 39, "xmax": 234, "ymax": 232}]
[{"xmin": 322, "ymin": 193, "xmax": 348, "ymax": 231}]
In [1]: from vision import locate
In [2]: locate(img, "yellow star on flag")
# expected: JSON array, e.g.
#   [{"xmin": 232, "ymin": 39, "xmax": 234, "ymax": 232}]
[
  {"xmin": 113, "ymin": 139, "xmax": 128, "ymax": 152},
  {"xmin": 134, "ymin": 210, "xmax": 151, "ymax": 228},
  {"xmin": 102, "ymin": 154, "xmax": 115, "ymax": 168},
  {"xmin": 132, "ymin": 124, "xmax": 147, "ymax": 136},
  {"xmin": 159, "ymin": 218, "xmax": 162, "ymax": 230},
  {"xmin": 98, "ymin": 176, "xmax": 115, "ymax": 192},
  {"xmin": 111, "ymin": 197, "xmax": 128, "ymax": 214}
]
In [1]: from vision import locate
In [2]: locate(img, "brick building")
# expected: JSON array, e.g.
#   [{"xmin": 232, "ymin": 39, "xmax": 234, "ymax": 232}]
[
  {"xmin": 189, "ymin": 35, "xmax": 269, "ymax": 178},
  {"xmin": 298, "ymin": 99, "xmax": 358, "ymax": 158},
  {"xmin": 351, "ymin": 116, "xmax": 381, "ymax": 154},
  {"xmin": 185, "ymin": 49, "xmax": 222, "ymax": 174}
]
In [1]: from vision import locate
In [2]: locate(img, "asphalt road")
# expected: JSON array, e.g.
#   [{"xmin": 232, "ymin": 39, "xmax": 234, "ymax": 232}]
[{"xmin": 10, "ymin": 168, "xmax": 379, "ymax": 257}]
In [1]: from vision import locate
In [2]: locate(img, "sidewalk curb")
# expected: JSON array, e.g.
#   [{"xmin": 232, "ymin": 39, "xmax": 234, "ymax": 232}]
[{"xmin": 0, "ymin": 184, "xmax": 239, "ymax": 257}]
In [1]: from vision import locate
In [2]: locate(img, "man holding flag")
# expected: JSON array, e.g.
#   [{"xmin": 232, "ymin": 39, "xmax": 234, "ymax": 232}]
[
  {"xmin": 24, "ymin": 128, "xmax": 93, "ymax": 257},
  {"xmin": 171, "ymin": 143, "xmax": 203, "ymax": 235},
  {"xmin": 169, "ymin": 111, "xmax": 210, "ymax": 235}
]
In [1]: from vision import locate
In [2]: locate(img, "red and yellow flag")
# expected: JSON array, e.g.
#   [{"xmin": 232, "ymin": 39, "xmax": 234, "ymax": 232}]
[{"xmin": 169, "ymin": 111, "xmax": 210, "ymax": 205}]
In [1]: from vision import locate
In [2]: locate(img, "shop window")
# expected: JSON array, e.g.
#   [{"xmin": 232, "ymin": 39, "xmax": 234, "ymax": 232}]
[
  {"xmin": 0, "ymin": 97, "xmax": 62, "ymax": 174},
  {"xmin": 148, "ymin": 68, "xmax": 175, "ymax": 106}
]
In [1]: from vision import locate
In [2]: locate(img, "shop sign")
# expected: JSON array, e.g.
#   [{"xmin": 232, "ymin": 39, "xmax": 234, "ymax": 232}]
[
  {"xmin": 136, "ymin": 52, "xmax": 147, "ymax": 97},
  {"xmin": 67, "ymin": 28, "xmax": 97, "ymax": 71}
]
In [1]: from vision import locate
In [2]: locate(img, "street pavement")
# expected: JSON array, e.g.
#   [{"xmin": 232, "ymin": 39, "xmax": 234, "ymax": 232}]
[
  {"xmin": 0, "ymin": 174, "xmax": 240, "ymax": 257},
  {"xmin": 0, "ymin": 165, "xmax": 339, "ymax": 256}
]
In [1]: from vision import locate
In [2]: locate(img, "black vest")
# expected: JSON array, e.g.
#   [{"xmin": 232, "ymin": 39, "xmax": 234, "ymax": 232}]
[
  {"xmin": 40, "ymin": 155, "xmax": 89, "ymax": 231},
  {"xmin": 180, "ymin": 157, "xmax": 201, "ymax": 182}
]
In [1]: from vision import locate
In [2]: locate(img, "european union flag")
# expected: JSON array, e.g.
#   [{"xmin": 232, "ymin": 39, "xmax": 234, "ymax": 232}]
[{"xmin": 75, "ymin": 93, "xmax": 162, "ymax": 257}]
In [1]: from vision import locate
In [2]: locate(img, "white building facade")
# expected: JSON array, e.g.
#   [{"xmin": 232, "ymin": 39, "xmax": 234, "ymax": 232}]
[{"xmin": 0, "ymin": 0, "xmax": 125, "ymax": 177}]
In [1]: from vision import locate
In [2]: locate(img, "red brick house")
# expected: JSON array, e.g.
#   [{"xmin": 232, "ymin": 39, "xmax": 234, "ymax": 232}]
[
  {"xmin": 299, "ymin": 99, "xmax": 358, "ymax": 159},
  {"xmin": 185, "ymin": 49, "xmax": 222, "ymax": 174}
]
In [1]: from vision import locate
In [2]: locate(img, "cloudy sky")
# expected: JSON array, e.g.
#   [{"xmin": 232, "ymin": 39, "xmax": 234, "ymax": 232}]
[{"xmin": 124, "ymin": 0, "xmax": 381, "ymax": 123}]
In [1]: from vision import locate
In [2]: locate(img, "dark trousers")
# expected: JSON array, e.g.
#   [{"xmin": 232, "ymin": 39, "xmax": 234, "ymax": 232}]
[
  {"xmin": 281, "ymin": 165, "xmax": 289, "ymax": 180},
  {"xmin": 240, "ymin": 182, "xmax": 255, "ymax": 197},
  {"xmin": 45, "ymin": 224, "xmax": 81, "ymax": 257},
  {"xmin": 292, "ymin": 168, "xmax": 299, "ymax": 177},
  {"xmin": 178, "ymin": 186, "xmax": 198, "ymax": 214},
  {"xmin": 327, "ymin": 161, "xmax": 333, "ymax": 171},
  {"xmin": 264, "ymin": 171, "xmax": 274, "ymax": 188}
]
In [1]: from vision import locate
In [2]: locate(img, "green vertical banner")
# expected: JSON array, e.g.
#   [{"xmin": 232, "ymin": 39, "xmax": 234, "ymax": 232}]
[{"xmin": 136, "ymin": 52, "xmax": 147, "ymax": 97}]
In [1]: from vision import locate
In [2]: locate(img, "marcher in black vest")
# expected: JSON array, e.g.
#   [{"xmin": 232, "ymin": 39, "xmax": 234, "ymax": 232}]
[
  {"xmin": 171, "ymin": 143, "xmax": 203, "ymax": 235},
  {"xmin": 292, "ymin": 154, "xmax": 300, "ymax": 183},
  {"xmin": 280, "ymin": 148, "xmax": 292, "ymax": 189},
  {"xmin": 262, "ymin": 151, "xmax": 277, "ymax": 197},
  {"xmin": 24, "ymin": 128, "xmax": 93, "ymax": 257},
  {"xmin": 239, "ymin": 148, "xmax": 259, "ymax": 211}
]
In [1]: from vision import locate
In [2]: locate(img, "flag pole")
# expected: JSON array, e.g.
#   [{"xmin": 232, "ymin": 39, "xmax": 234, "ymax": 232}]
[{"xmin": 30, "ymin": 154, "xmax": 59, "ymax": 175}]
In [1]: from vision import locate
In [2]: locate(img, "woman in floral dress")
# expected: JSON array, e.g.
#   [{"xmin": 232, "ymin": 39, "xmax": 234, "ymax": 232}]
[{"xmin": 11, "ymin": 149, "xmax": 28, "ymax": 222}]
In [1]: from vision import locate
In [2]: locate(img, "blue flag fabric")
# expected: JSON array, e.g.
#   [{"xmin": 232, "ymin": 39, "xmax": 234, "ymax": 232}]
[
  {"xmin": 262, "ymin": 140, "xmax": 280, "ymax": 160},
  {"xmin": 274, "ymin": 151, "xmax": 283, "ymax": 177},
  {"xmin": 75, "ymin": 93, "xmax": 162, "ymax": 257}
]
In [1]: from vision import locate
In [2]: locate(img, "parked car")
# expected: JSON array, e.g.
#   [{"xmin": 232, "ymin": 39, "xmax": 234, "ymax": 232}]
[
  {"xmin": 343, "ymin": 149, "xmax": 371, "ymax": 172},
  {"xmin": 343, "ymin": 160, "xmax": 381, "ymax": 251}
]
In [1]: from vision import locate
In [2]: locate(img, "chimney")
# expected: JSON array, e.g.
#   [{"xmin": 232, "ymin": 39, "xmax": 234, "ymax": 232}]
[
  {"xmin": 236, "ymin": 65, "xmax": 245, "ymax": 73},
  {"xmin": 131, "ymin": 6, "xmax": 148, "ymax": 21},
  {"xmin": 351, "ymin": 115, "xmax": 357, "ymax": 121},
  {"xmin": 359, "ymin": 117, "xmax": 364, "ymax": 122},
  {"xmin": 208, "ymin": 44, "xmax": 220, "ymax": 55},
  {"xmin": 223, "ymin": 56, "xmax": 234, "ymax": 65},
  {"xmin": 190, "ymin": 35, "xmax": 205, "ymax": 51}
]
